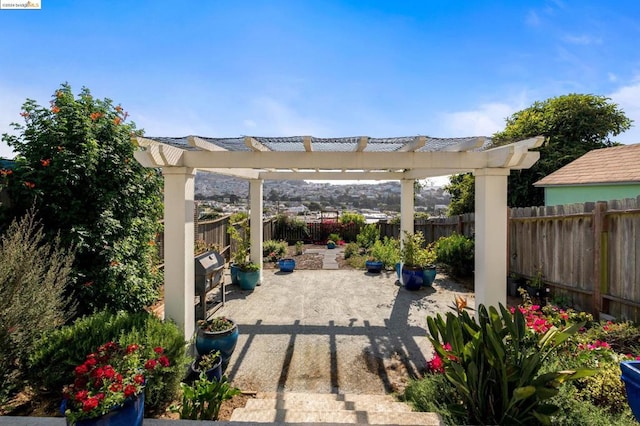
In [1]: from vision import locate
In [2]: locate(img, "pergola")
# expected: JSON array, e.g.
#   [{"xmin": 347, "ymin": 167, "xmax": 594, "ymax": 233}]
[{"xmin": 134, "ymin": 135, "xmax": 543, "ymax": 338}]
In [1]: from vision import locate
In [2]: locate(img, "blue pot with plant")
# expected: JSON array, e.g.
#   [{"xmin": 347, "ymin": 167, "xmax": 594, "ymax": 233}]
[
  {"xmin": 365, "ymin": 259, "xmax": 384, "ymax": 273},
  {"xmin": 190, "ymin": 351, "xmax": 222, "ymax": 382},
  {"xmin": 195, "ymin": 317, "xmax": 239, "ymax": 365}
]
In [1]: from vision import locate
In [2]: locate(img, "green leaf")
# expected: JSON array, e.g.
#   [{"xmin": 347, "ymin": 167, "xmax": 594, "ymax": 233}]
[{"xmin": 513, "ymin": 385, "xmax": 536, "ymax": 401}]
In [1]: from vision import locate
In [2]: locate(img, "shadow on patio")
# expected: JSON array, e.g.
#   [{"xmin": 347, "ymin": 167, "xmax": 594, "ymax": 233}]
[{"xmin": 216, "ymin": 270, "xmax": 473, "ymax": 395}]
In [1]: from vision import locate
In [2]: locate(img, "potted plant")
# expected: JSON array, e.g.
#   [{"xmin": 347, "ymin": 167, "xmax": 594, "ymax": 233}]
[
  {"xmin": 400, "ymin": 231, "xmax": 426, "ymax": 291},
  {"xmin": 195, "ymin": 317, "xmax": 239, "ymax": 366},
  {"xmin": 365, "ymin": 256, "xmax": 384, "ymax": 274},
  {"xmin": 237, "ymin": 261, "xmax": 260, "ymax": 290},
  {"xmin": 507, "ymin": 272, "xmax": 524, "ymax": 297},
  {"xmin": 190, "ymin": 350, "xmax": 222, "ymax": 382},
  {"xmin": 61, "ymin": 341, "xmax": 171, "ymax": 426},
  {"xmin": 326, "ymin": 239, "xmax": 336, "ymax": 249},
  {"xmin": 525, "ymin": 269, "xmax": 549, "ymax": 304},
  {"xmin": 228, "ymin": 217, "xmax": 260, "ymax": 289},
  {"xmin": 420, "ymin": 244, "xmax": 438, "ymax": 287}
]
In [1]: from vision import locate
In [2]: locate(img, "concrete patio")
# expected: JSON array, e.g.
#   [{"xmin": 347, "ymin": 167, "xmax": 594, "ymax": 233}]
[{"xmin": 217, "ymin": 268, "xmax": 475, "ymax": 395}]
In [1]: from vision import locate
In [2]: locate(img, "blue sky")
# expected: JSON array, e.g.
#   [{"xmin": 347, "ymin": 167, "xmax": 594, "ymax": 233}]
[{"xmin": 2, "ymin": 0, "xmax": 640, "ymax": 170}]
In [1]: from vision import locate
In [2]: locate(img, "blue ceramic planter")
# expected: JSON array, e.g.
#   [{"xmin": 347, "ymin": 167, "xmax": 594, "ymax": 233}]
[
  {"xmin": 238, "ymin": 269, "xmax": 260, "ymax": 290},
  {"xmin": 230, "ymin": 263, "xmax": 239, "ymax": 285},
  {"xmin": 621, "ymin": 361, "xmax": 640, "ymax": 421},
  {"xmin": 396, "ymin": 262, "xmax": 401, "ymax": 279},
  {"xmin": 327, "ymin": 242, "xmax": 336, "ymax": 249},
  {"xmin": 62, "ymin": 392, "xmax": 144, "ymax": 426},
  {"xmin": 278, "ymin": 258, "xmax": 296, "ymax": 272},
  {"xmin": 195, "ymin": 320, "xmax": 239, "ymax": 363},
  {"xmin": 190, "ymin": 354, "xmax": 223, "ymax": 382},
  {"xmin": 423, "ymin": 266, "xmax": 437, "ymax": 286},
  {"xmin": 402, "ymin": 266, "xmax": 423, "ymax": 291},
  {"xmin": 366, "ymin": 260, "xmax": 384, "ymax": 273}
]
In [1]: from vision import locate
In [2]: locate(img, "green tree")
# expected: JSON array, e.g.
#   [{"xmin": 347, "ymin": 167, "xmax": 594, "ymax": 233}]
[
  {"xmin": 1, "ymin": 84, "xmax": 163, "ymax": 316},
  {"xmin": 444, "ymin": 173, "xmax": 474, "ymax": 216},
  {"xmin": 446, "ymin": 94, "xmax": 632, "ymax": 210}
]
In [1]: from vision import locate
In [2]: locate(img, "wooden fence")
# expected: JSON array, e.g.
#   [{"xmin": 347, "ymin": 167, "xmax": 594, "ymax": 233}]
[
  {"xmin": 509, "ymin": 197, "xmax": 640, "ymax": 322},
  {"xmin": 157, "ymin": 199, "xmax": 640, "ymax": 321}
]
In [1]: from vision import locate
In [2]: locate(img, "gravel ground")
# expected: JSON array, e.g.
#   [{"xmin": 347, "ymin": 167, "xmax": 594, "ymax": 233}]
[{"xmin": 217, "ymin": 266, "xmax": 475, "ymax": 396}]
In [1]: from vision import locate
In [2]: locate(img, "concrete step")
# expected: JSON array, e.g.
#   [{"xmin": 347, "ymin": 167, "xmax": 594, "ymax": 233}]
[
  {"xmin": 245, "ymin": 397, "xmax": 414, "ymax": 413},
  {"xmin": 256, "ymin": 391, "xmax": 397, "ymax": 404},
  {"xmin": 229, "ymin": 408, "xmax": 443, "ymax": 425}
]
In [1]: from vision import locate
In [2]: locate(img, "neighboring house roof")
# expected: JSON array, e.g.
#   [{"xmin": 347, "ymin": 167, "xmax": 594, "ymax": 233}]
[{"xmin": 534, "ymin": 143, "xmax": 640, "ymax": 187}]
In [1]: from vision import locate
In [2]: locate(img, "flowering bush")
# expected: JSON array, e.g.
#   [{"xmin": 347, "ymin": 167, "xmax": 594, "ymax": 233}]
[{"xmin": 62, "ymin": 341, "xmax": 170, "ymax": 424}]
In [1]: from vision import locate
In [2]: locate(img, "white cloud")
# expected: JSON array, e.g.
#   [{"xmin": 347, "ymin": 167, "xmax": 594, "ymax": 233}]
[
  {"xmin": 250, "ymin": 97, "xmax": 328, "ymax": 136},
  {"xmin": 562, "ymin": 34, "xmax": 602, "ymax": 45},
  {"xmin": 525, "ymin": 10, "xmax": 541, "ymax": 27},
  {"xmin": 439, "ymin": 102, "xmax": 517, "ymax": 137},
  {"xmin": 609, "ymin": 79, "xmax": 640, "ymax": 144}
]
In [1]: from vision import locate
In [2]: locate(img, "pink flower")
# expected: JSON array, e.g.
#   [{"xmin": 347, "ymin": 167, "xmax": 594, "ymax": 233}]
[{"xmin": 427, "ymin": 353, "xmax": 444, "ymax": 373}]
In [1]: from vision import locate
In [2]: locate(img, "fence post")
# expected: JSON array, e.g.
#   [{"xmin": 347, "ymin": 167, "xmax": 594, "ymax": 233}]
[
  {"xmin": 457, "ymin": 215, "xmax": 463, "ymax": 235},
  {"xmin": 592, "ymin": 201, "xmax": 608, "ymax": 317},
  {"xmin": 194, "ymin": 201, "xmax": 199, "ymax": 243}
]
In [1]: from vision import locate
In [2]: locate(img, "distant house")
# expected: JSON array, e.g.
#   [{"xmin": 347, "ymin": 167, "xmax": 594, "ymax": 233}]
[{"xmin": 534, "ymin": 143, "xmax": 640, "ymax": 206}]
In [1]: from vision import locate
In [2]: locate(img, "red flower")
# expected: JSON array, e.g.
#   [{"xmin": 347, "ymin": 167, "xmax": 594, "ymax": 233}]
[
  {"xmin": 144, "ymin": 359, "xmax": 158, "ymax": 370},
  {"xmin": 51, "ymin": 105, "xmax": 60, "ymax": 114},
  {"xmin": 133, "ymin": 374, "xmax": 144, "ymax": 385},
  {"xmin": 113, "ymin": 117, "xmax": 122, "ymax": 125},
  {"xmin": 126, "ymin": 344, "xmax": 139, "ymax": 354},
  {"xmin": 40, "ymin": 158, "xmax": 51, "ymax": 167},
  {"xmin": 75, "ymin": 364, "xmax": 89, "ymax": 376},
  {"xmin": 24, "ymin": 181, "xmax": 35, "ymax": 189},
  {"xmin": 109, "ymin": 383, "xmax": 122, "ymax": 392},
  {"xmin": 20, "ymin": 111, "xmax": 29, "ymax": 118},
  {"xmin": 82, "ymin": 397, "xmax": 99, "ymax": 412},
  {"xmin": 75, "ymin": 390, "xmax": 89, "ymax": 401},
  {"xmin": 90, "ymin": 112, "xmax": 103, "ymax": 121},
  {"xmin": 153, "ymin": 347, "xmax": 164, "ymax": 354},
  {"xmin": 427, "ymin": 353, "xmax": 444, "ymax": 373},
  {"xmin": 102, "ymin": 365, "xmax": 116, "ymax": 379},
  {"xmin": 123, "ymin": 384, "xmax": 138, "ymax": 398},
  {"xmin": 158, "ymin": 355, "xmax": 170, "ymax": 367},
  {"xmin": 85, "ymin": 357, "xmax": 97, "ymax": 367}
]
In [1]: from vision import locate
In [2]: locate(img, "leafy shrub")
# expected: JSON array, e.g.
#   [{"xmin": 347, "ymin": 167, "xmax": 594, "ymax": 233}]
[
  {"xmin": 171, "ymin": 373, "xmax": 240, "ymax": 420},
  {"xmin": 328, "ymin": 233, "xmax": 341, "ymax": 243},
  {"xmin": 343, "ymin": 242, "xmax": 360, "ymax": 259},
  {"xmin": 434, "ymin": 233, "xmax": 474, "ymax": 277},
  {"xmin": 356, "ymin": 223, "xmax": 380, "ymax": 250},
  {"xmin": 28, "ymin": 310, "xmax": 188, "ymax": 414},
  {"xmin": 576, "ymin": 362, "xmax": 628, "ymax": 414},
  {"xmin": 403, "ymin": 374, "xmax": 466, "ymax": 426},
  {"xmin": 263, "ymin": 240, "xmax": 287, "ymax": 261},
  {"xmin": 2, "ymin": 84, "xmax": 163, "ymax": 316},
  {"xmin": 275, "ymin": 214, "xmax": 310, "ymax": 242},
  {"xmin": 0, "ymin": 210, "xmax": 75, "ymax": 403},
  {"xmin": 370, "ymin": 237, "xmax": 400, "ymax": 269},
  {"xmin": 339, "ymin": 211, "xmax": 365, "ymax": 227},
  {"xmin": 578, "ymin": 320, "xmax": 640, "ymax": 355},
  {"xmin": 426, "ymin": 303, "xmax": 593, "ymax": 425},
  {"xmin": 550, "ymin": 377, "xmax": 637, "ymax": 426},
  {"xmin": 295, "ymin": 240, "xmax": 304, "ymax": 255}
]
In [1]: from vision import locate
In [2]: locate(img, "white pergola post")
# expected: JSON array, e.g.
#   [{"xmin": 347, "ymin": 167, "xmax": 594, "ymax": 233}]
[
  {"xmin": 400, "ymin": 178, "xmax": 415, "ymax": 246},
  {"xmin": 249, "ymin": 179, "xmax": 264, "ymax": 283},
  {"xmin": 162, "ymin": 167, "xmax": 196, "ymax": 340},
  {"xmin": 474, "ymin": 168, "xmax": 509, "ymax": 310}
]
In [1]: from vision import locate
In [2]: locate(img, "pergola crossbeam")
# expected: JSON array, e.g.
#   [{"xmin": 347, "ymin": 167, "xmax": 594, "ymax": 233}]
[
  {"xmin": 188, "ymin": 136, "xmax": 228, "ymax": 151},
  {"xmin": 245, "ymin": 136, "xmax": 272, "ymax": 152},
  {"xmin": 397, "ymin": 136, "xmax": 426, "ymax": 152}
]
